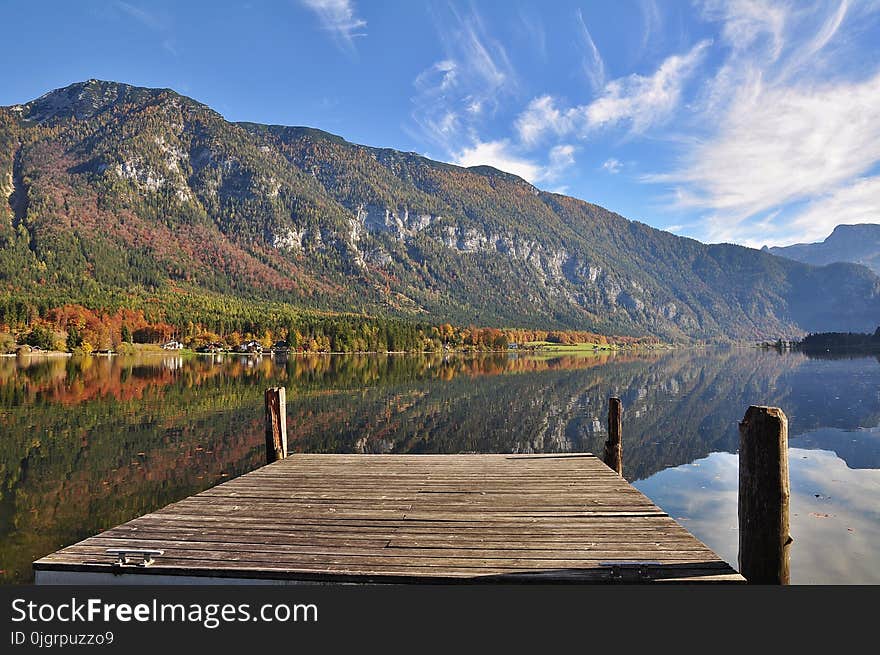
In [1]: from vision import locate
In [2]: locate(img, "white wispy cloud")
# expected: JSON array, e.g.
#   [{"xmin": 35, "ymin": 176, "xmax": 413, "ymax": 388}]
[
  {"xmin": 638, "ymin": 0, "xmax": 662, "ymax": 55},
  {"xmin": 410, "ymin": 4, "xmax": 516, "ymax": 152},
  {"xmin": 652, "ymin": 0, "xmax": 880, "ymax": 245},
  {"xmin": 515, "ymin": 95, "xmax": 574, "ymax": 146},
  {"xmin": 784, "ymin": 176, "xmax": 880, "ymax": 245},
  {"xmin": 545, "ymin": 144, "xmax": 576, "ymax": 181},
  {"xmin": 513, "ymin": 40, "xmax": 710, "ymax": 146},
  {"xmin": 115, "ymin": 1, "xmax": 177, "ymax": 56},
  {"xmin": 454, "ymin": 139, "xmax": 542, "ymax": 183},
  {"xmin": 603, "ymin": 158, "xmax": 622, "ymax": 174},
  {"xmin": 425, "ymin": 59, "xmax": 457, "ymax": 92},
  {"xmin": 664, "ymin": 72, "xmax": 880, "ymax": 218},
  {"xmin": 452, "ymin": 140, "xmax": 576, "ymax": 185},
  {"xmin": 700, "ymin": 0, "xmax": 787, "ymax": 59},
  {"xmin": 453, "ymin": 36, "xmax": 709, "ymax": 190},
  {"xmin": 410, "ymin": 5, "xmax": 707, "ymax": 195},
  {"xmin": 407, "ymin": 0, "xmax": 878, "ymax": 247},
  {"xmin": 575, "ymin": 9, "xmax": 605, "ymax": 92},
  {"xmin": 584, "ymin": 39, "xmax": 711, "ymax": 132},
  {"xmin": 775, "ymin": 0, "xmax": 849, "ymax": 83},
  {"xmin": 116, "ymin": 1, "xmax": 164, "ymax": 30},
  {"xmin": 691, "ymin": 1, "xmax": 792, "ymax": 122},
  {"xmin": 514, "ymin": 6, "xmax": 547, "ymax": 60},
  {"xmin": 300, "ymin": 0, "xmax": 367, "ymax": 51}
]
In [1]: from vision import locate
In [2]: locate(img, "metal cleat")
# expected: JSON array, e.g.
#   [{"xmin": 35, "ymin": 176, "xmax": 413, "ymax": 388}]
[
  {"xmin": 106, "ymin": 548, "xmax": 164, "ymax": 567},
  {"xmin": 600, "ymin": 561, "xmax": 662, "ymax": 582}
]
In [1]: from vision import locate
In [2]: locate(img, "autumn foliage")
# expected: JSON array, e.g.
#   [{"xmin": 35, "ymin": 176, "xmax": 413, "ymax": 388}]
[{"xmin": 0, "ymin": 300, "xmax": 655, "ymax": 354}]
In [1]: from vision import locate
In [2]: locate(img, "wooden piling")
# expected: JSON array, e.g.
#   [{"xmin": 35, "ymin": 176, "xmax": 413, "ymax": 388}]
[
  {"xmin": 264, "ymin": 387, "xmax": 288, "ymax": 464},
  {"xmin": 603, "ymin": 397, "xmax": 623, "ymax": 476},
  {"xmin": 738, "ymin": 405, "xmax": 791, "ymax": 584}
]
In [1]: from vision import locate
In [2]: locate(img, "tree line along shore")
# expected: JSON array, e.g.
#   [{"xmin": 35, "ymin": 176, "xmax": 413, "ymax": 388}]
[
  {"xmin": 1, "ymin": 300, "xmax": 660, "ymax": 356},
  {"xmin": 759, "ymin": 327, "xmax": 880, "ymax": 353}
]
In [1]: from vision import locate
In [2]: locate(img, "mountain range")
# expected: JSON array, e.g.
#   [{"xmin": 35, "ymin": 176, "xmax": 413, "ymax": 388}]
[
  {"xmin": 2, "ymin": 79, "xmax": 879, "ymax": 340},
  {"xmin": 765, "ymin": 224, "xmax": 880, "ymax": 276}
]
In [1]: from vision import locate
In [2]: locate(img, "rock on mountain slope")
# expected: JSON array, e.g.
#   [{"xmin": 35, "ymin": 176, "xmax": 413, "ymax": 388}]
[
  {"xmin": 2, "ymin": 79, "xmax": 879, "ymax": 340},
  {"xmin": 765, "ymin": 224, "xmax": 880, "ymax": 276}
]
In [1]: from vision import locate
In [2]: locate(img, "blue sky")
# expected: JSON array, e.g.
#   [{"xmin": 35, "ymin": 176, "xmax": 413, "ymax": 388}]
[{"xmin": 2, "ymin": 1, "xmax": 880, "ymax": 247}]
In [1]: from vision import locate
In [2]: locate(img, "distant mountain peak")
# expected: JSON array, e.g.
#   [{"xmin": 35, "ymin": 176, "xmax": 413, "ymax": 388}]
[
  {"xmin": 767, "ymin": 223, "xmax": 880, "ymax": 275},
  {"xmin": 22, "ymin": 79, "xmax": 131, "ymax": 122},
  {"xmin": 15, "ymin": 79, "xmax": 200, "ymax": 125},
  {"xmin": 830, "ymin": 223, "xmax": 879, "ymax": 236}
]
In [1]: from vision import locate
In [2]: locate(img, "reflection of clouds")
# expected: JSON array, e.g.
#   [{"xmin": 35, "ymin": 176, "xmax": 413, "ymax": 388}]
[
  {"xmin": 634, "ymin": 452, "xmax": 740, "ymax": 571},
  {"xmin": 789, "ymin": 449, "xmax": 880, "ymax": 584},
  {"xmin": 634, "ymin": 449, "xmax": 880, "ymax": 584}
]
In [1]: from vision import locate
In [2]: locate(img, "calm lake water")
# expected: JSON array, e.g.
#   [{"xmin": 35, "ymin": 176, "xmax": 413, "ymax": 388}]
[{"xmin": 1, "ymin": 348, "xmax": 878, "ymax": 584}]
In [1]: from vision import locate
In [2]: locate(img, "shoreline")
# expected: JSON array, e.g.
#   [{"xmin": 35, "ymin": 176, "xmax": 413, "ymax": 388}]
[{"xmin": 4, "ymin": 344, "xmax": 673, "ymax": 358}]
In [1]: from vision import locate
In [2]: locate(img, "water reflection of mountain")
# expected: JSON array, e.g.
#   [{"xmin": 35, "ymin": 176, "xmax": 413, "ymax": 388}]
[
  {"xmin": 283, "ymin": 349, "xmax": 880, "ymax": 479},
  {"xmin": 1, "ymin": 349, "xmax": 879, "ymax": 583},
  {"xmin": 789, "ymin": 428, "xmax": 880, "ymax": 469}
]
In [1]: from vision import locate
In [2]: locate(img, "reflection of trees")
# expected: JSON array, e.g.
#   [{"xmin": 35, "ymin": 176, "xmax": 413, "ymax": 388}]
[
  {"xmin": 281, "ymin": 349, "xmax": 880, "ymax": 481},
  {"xmin": 282, "ymin": 349, "xmax": 795, "ymax": 479},
  {"xmin": 2, "ymin": 349, "xmax": 879, "ymax": 583},
  {"xmin": 0, "ymin": 351, "xmax": 643, "ymax": 583}
]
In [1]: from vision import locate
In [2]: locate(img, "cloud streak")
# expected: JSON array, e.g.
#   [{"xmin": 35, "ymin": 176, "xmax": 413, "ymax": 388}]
[
  {"xmin": 584, "ymin": 39, "xmax": 710, "ymax": 132},
  {"xmin": 603, "ymin": 158, "xmax": 622, "ymax": 174},
  {"xmin": 453, "ymin": 139, "xmax": 542, "ymax": 183},
  {"xmin": 785, "ymin": 176, "xmax": 880, "ymax": 245},
  {"xmin": 663, "ymin": 72, "xmax": 880, "ymax": 218},
  {"xmin": 700, "ymin": 0, "xmax": 787, "ymax": 59},
  {"xmin": 452, "ymin": 140, "xmax": 576, "ymax": 185},
  {"xmin": 575, "ymin": 9, "xmax": 605, "ymax": 92},
  {"xmin": 115, "ymin": 1, "xmax": 177, "ymax": 56},
  {"xmin": 410, "ymin": 4, "xmax": 516, "ymax": 152},
  {"xmin": 405, "ymin": 0, "xmax": 879, "ymax": 245},
  {"xmin": 513, "ymin": 40, "xmax": 710, "ymax": 146},
  {"xmin": 638, "ymin": 0, "xmax": 662, "ymax": 55},
  {"xmin": 443, "ymin": 33, "xmax": 709, "ymax": 191},
  {"xmin": 300, "ymin": 0, "xmax": 367, "ymax": 51},
  {"xmin": 116, "ymin": 1, "xmax": 164, "ymax": 30},
  {"xmin": 650, "ymin": 0, "xmax": 880, "ymax": 245}
]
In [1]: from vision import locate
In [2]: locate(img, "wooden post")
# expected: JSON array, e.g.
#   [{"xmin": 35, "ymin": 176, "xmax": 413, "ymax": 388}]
[
  {"xmin": 264, "ymin": 387, "xmax": 288, "ymax": 464},
  {"xmin": 603, "ymin": 397, "xmax": 623, "ymax": 476},
  {"xmin": 738, "ymin": 405, "xmax": 791, "ymax": 584}
]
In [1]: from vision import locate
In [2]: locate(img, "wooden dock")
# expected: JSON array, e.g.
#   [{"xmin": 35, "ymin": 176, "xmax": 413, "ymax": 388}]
[{"xmin": 34, "ymin": 454, "xmax": 744, "ymax": 584}]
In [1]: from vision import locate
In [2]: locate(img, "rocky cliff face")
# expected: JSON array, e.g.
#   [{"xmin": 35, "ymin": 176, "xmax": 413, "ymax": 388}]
[{"xmin": 2, "ymin": 80, "xmax": 879, "ymax": 339}]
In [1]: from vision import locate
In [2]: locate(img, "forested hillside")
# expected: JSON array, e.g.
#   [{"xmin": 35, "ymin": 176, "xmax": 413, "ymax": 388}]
[{"xmin": 3, "ymin": 80, "xmax": 879, "ymax": 341}]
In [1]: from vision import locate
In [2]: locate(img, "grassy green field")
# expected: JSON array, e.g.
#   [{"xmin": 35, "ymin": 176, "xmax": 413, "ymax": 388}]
[{"xmin": 523, "ymin": 341, "xmax": 621, "ymax": 352}]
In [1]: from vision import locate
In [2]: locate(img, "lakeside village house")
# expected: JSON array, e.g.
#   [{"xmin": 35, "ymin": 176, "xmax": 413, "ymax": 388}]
[
  {"xmin": 234, "ymin": 340, "xmax": 288, "ymax": 354},
  {"xmin": 161, "ymin": 339, "xmax": 291, "ymax": 353},
  {"xmin": 196, "ymin": 341, "xmax": 226, "ymax": 353}
]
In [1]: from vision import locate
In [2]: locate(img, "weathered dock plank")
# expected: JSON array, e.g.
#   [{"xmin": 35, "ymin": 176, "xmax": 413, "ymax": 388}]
[{"xmin": 34, "ymin": 454, "xmax": 744, "ymax": 584}]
